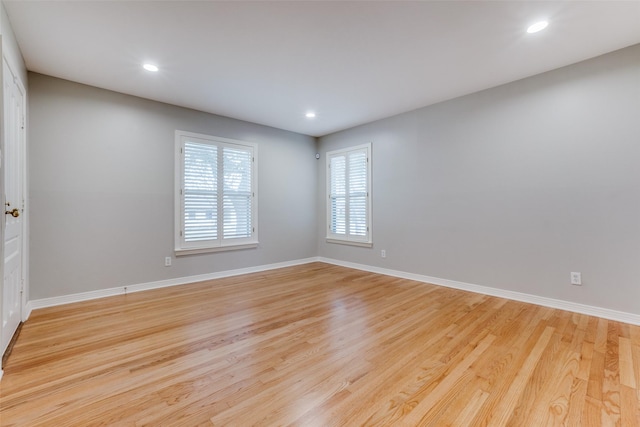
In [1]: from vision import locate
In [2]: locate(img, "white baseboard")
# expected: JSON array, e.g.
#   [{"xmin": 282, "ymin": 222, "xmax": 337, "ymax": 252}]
[
  {"xmin": 318, "ymin": 257, "xmax": 640, "ymax": 326},
  {"xmin": 27, "ymin": 256, "xmax": 640, "ymax": 326},
  {"xmin": 29, "ymin": 257, "xmax": 319, "ymax": 310},
  {"xmin": 23, "ymin": 301, "xmax": 33, "ymax": 322}
]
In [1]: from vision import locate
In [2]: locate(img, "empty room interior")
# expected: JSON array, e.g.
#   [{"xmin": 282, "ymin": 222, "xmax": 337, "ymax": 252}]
[{"xmin": 0, "ymin": 1, "xmax": 639, "ymax": 425}]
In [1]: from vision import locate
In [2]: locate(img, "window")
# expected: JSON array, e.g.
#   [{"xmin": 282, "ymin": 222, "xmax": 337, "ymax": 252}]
[
  {"xmin": 175, "ymin": 130, "xmax": 258, "ymax": 255},
  {"xmin": 326, "ymin": 143, "xmax": 372, "ymax": 247}
]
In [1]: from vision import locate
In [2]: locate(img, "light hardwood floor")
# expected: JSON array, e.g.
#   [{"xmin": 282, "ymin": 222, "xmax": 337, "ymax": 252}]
[{"xmin": 1, "ymin": 262, "xmax": 639, "ymax": 426}]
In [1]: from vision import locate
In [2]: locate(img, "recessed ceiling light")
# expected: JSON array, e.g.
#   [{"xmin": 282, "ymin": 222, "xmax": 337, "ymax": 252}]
[
  {"xmin": 527, "ymin": 21, "xmax": 549, "ymax": 34},
  {"xmin": 305, "ymin": 112, "xmax": 316, "ymax": 119},
  {"xmin": 143, "ymin": 63, "xmax": 159, "ymax": 72}
]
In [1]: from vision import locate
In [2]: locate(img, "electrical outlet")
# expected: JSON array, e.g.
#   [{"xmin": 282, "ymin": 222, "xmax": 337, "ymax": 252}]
[
  {"xmin": 381, "ymin": 249, "xmax": 386, "ymax": 258},
  {"xmin": 570, "ymin": 272, "xmax": 581, "ymax": 286},
  {"xmin": 165, "ymin": 257, "xmax": 172, "ymax": 267}
]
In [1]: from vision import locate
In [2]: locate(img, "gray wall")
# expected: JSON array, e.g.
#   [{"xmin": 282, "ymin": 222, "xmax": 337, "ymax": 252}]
[
  {"xmin": 317, "ymin": 44, "xmax": 640, "ymax": 315},
  {"xmin": 28, "ymin": 44, "xmax": 640, "ymax": 315},
  {"xmin": 29, "ymin": 73, "xmax": 317, "ymax": 299}
]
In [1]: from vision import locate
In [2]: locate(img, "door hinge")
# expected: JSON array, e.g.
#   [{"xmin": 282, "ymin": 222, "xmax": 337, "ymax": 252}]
[{"xmin": 180, "ymin": 230, "xmax": 183, "ymax": 237}]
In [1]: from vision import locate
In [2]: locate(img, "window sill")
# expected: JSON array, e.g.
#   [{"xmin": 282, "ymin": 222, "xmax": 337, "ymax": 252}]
[
  {"xmin": 326, "ymin": 238, "xmax": 373, "ymax": 248},
  {"xmin": 175, "ymin": 242, "xmax": 258, "ymax": 256}
]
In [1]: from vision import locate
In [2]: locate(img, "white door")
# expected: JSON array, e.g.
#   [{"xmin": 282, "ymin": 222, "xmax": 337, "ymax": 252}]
[{"xmin": 1, "ymin": 59, "xmax": 25, "ymax": 357}]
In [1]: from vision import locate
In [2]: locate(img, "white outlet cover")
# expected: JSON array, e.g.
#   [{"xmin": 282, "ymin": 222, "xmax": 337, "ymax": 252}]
[{"xmin": 570, "ymin": 272, "xmax": 581, "ymax": 285}]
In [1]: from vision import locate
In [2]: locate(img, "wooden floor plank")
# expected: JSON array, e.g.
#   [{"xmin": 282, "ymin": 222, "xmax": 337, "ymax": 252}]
[
  {"xmin": 485, "ymin": 325, "xmax": 555, "ymax": 426},
  {"xmin": 1, "ymin": 262, "xmax": 639, "ymax": 426},
  {"xmin": 447, "ymin": 387, "xmax": 490, "ymax": 426},
  {"xmin": 602, "ymin": 320, "xmax": 622, "ymax": 426},
  {"xmin": 620, "ymin": 337, "xmax": 637, "ymax": 389}
]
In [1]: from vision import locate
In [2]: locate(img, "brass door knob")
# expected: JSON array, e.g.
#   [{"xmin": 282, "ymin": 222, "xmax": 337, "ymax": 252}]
[{"xmin": 5, "ymin": 208, "xmax": 19, "ymax": 218}]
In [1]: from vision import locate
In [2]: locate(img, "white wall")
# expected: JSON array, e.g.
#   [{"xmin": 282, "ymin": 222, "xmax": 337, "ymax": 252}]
[
  {"xmin": 29, "ymin": 73, "xmax": 317, "ymax": 299},
  {"xmin": 1, "ymin": 2, "xmax": 26, "ymax": 84},
  {"xmin": 317, "ymin": 44, "xmax": 640, "ymax": 315}
]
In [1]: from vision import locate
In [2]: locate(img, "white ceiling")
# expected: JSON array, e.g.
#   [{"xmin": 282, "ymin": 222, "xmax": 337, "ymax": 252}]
[{"xmin": 4, "ymin": 1, "xmax": 640, "ymax": 137}]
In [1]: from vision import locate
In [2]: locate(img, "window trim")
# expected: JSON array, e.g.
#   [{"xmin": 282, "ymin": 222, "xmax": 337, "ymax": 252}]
[
  {"xmin": 174, "ymin": 130, "xmax": 258, "ymax": 256},
  {"xmin": 326, "ymin": 143, "xmax": 372, "ymax": 247}
]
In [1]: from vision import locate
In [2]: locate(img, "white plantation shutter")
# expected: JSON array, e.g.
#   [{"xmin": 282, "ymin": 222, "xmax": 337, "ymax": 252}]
[
  {"xmin": 222, "ymin": 146, "xmax": 253, "ymax": 239},
  {"xmin": 327, "ymin": 144, "xmax": 372, "ymax": 245},
  {"xmin": 330, "ymin": 155, "xmax": 346, "ymax": 234},
  {"xmin": 348, "ymin": 150, "xmax": 368, "ymax": 237},
  {"xmin": 183, "ymin": 142, "xmax": 218, "ymax": 242},
  {"xmin": 176, "ymin": 131, "xmax": 258, "ymax": 254}
]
